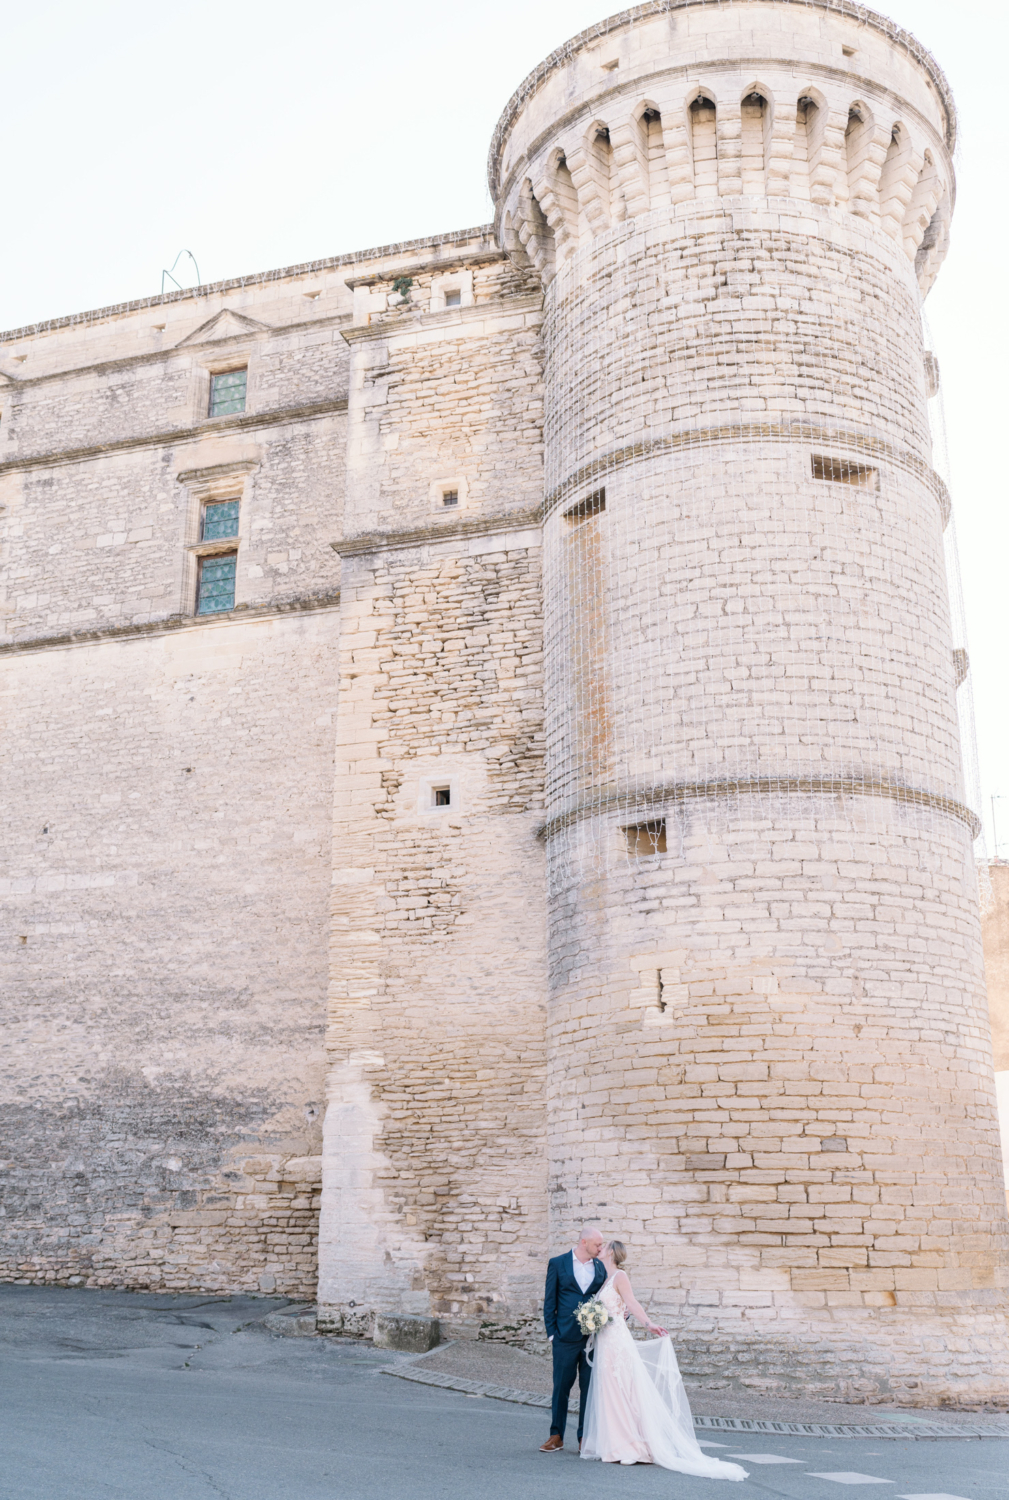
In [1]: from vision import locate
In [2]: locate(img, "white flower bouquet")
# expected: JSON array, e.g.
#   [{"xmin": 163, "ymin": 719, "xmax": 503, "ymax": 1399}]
[{"xmin": 575, "ymin": 1297, "xmax": 610, "ymax": 1337}]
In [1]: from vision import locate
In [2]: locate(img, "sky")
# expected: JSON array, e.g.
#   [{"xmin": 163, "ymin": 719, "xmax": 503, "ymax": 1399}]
[{"xmin": 2, "ymin": 0, "xmax": 1005, "ymax": 853}]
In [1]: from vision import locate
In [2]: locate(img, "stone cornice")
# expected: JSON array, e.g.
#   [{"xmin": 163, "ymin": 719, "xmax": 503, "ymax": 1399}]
[
  {"xmin": 0, "ymin": 313, "xmax": 353, "ymax": 391},
  {"xmin": 176, "ymin": 459, "xmax": 260, "ymax": 487},
  {"xmin": 340, "ymin": 292, "xmax": 543, "ymax": 345},
  {"xmin": 545, "ymin": 422, "xmax": 951, "ymax": 528},
  {"xmin": 487, "ymin": 0, "xmax": 956, "ymax": 201},
  {"xmin": 344, "ymin": 247, "xmax": 506, "ymax": 289},
  {"xmin": 0, "ymin": 397, "xmax": 348, "ymax": 476},
  {"xmin": 332, "ymin": 506, "xmax": 542, "ymax": 556},
  {"xmin": 0, "ymin": 226, "xmax": 496, "ymax": 347},
  {"xmin": 0, "ymin": 590, "xmax": 342, "ymax": 658},
  {"xmin": 539, "ymin": 774, "xmax": 981, "ymax": 841}
]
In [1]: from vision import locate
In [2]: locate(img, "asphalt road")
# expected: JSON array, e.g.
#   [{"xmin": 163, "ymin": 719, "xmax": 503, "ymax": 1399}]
[{"xmin": 0, "ymin": 1285, "xmax": 1005, "ymax": 1500}]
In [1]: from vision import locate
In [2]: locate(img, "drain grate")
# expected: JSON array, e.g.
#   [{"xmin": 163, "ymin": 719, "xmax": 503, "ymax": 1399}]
[{"xmin": 694, "ymin": 1414, "xmax": 1009, "ymax": 1441}]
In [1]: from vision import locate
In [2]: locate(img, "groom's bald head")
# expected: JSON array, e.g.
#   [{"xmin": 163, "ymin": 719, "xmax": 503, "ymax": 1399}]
[{"xmin": 577, "ymin": 1225, "xmax": 605, "ymax": 1258}]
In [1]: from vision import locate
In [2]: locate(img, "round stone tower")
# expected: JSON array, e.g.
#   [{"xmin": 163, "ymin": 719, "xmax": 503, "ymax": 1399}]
[{"xmin": 492, "ymin": 1, "xmax": 1009, "ymax": 1400}]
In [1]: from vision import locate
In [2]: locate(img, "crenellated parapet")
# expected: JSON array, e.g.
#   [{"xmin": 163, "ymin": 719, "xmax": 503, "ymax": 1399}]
[{"xmin": 492, "ymin": 0, "xmax": 955, "ymax": 295}]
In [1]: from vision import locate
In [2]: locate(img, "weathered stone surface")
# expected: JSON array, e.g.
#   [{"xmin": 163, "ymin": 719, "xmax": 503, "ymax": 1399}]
[
  {"xmin": 0, "ymin": 0, "xmax": 1005, "ymax": 1405},
  {"xmin": 373, "ymin": 1313, "xmax": 441, "ymax": 1353}
]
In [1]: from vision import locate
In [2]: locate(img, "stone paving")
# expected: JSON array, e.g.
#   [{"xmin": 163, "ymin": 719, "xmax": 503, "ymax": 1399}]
[{"xmin": 392, "ymin": 1335, "xmax": 1009, "ymax": 1433}]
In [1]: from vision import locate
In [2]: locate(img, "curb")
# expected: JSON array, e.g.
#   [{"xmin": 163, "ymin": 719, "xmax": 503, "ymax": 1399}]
[{"xmin": 380, "ymin": 1365, "xmax": 1009, "ymax": 1439}]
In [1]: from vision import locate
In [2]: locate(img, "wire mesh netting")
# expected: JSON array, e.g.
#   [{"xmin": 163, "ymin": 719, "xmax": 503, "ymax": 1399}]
[{"xmin": 538, "ymin": 202, "xmax": 986, "ymax": 909}]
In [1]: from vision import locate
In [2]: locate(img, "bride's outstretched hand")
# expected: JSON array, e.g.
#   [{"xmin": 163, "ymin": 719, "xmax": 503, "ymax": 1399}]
[{"xmin": 646, "ymin": 1323, "xmax": 668, "ymax": 1336}]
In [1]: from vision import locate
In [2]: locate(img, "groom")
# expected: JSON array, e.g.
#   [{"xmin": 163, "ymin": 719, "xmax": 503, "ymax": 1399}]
[{"xmin": 539, "ymin": 1225, "xmax": 607, "ymax": 1453}]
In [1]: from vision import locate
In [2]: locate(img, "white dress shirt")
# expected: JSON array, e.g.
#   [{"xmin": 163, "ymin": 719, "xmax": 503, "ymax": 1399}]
[{"xmin": 572, "ymin": 1248, "xmax": 595, "ymax": 1292}]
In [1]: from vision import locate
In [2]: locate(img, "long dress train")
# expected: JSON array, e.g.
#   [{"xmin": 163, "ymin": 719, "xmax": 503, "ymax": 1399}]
[{"xmin": 580, "ymin": 1277, "xmax": 747, "ymax": 1480}]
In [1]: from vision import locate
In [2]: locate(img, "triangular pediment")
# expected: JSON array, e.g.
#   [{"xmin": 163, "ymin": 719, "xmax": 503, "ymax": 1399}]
[{"xmin": 175, "ymin": 308, "xmax": 270, "ymax": 347}]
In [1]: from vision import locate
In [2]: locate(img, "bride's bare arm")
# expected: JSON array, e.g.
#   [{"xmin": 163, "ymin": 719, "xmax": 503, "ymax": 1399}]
[{"xmin": 613, "ymin": 1270, "xmax": 668, "ymax": 1336}]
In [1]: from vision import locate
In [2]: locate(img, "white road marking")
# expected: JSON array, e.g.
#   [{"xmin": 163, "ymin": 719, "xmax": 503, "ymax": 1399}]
[
  {"xmin": 726, "ymin": 1453, "xmax": 806, "ymax": 1464},
  {"xmin": 807, "ymin": 1474, "xmax": 894, "ymax": 1486},
  {"xmin": 896, "ymin": 1494, "xmax": 975, "ymax": 1499}
]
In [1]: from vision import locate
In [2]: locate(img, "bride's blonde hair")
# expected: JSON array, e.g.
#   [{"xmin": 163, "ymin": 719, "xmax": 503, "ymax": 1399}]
[{"xmin": 608, "ymin": 1239, "xmax": 627, "ymax": 1268}]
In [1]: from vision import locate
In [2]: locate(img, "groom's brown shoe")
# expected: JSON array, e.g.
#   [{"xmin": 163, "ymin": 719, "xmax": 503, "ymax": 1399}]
[{"xmin": 539, "ymin": 1435, "xmax": 563, "ymax": 1452}]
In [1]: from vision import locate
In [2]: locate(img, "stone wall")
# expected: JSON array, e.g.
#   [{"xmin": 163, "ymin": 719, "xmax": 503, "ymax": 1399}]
[
  {"xmin": 321, "ymin": 537, "xmax": 548, "ymax": 1339},
  {"xmin": 1, "ymin": 0, "xmax": 1004, "ymax": 1405},
  {"xmin": 318, "ymin": 244, "xmax": 550, "ymax": 1340},
  {"xmin": 0, "ymin": 611, "xmax": 337, "ymax": 1292},
  {"xmin": 0, "ymin": 231, "xmax": 514, "ymax": 1293}
]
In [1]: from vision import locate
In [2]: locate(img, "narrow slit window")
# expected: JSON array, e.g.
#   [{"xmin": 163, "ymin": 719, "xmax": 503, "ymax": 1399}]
[
  {"xmin": 564, "ymin": 488, "xmax": 606, "ymax": 524},
  {"xmin": 433, "ymin": 786, "xmax": 451, "ymax": 807},
  {"xmin": 811, "ymin": 454, "xmax": 879, "ymax": 489},
  {"xmin": 209, "ymin": 368, "xmax": 247, "ymax": 417},
  {"xmin": 197, "ymin": 553, "xmax": 237, "ymax": 615},
  {"xmin": 624, "ymin": 820, "xmax": 666, "ymax": 856},
  {"xmin": 201, "ymin": 499, "xmax": 240, "ymax": 541},
  {"xmin": 441, "ymin": 489, "xmax": 459, "ymax": 508}
]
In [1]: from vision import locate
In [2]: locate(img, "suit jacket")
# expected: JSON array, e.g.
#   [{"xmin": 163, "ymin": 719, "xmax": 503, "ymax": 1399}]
[{"xmin": 544, "ymin": 1252, "xmax": 607, "ymax": 1344}]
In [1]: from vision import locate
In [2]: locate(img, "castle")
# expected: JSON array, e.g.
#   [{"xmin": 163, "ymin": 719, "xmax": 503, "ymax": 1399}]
[{"xmin": 2, "ymin": 0, "xmax": 1007, "ymax": 1404}]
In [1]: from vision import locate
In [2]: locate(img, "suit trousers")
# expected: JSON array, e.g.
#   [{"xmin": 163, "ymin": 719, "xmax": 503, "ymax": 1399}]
[{"xmin": 550, "ymin": 1336, "xmax": 591, "ymax": 1442}]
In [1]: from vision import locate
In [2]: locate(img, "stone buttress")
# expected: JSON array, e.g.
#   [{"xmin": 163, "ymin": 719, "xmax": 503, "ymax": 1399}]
[{"xmin": 318, "ymin": 242, "xmax": 550, "ymax": 1341}]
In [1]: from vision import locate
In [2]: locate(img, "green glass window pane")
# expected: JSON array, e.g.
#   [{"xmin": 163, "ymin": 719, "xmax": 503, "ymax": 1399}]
[
  {"xmin": 202, "ymin": 500, "xmax": 239, "ymax": 540},
  {"xmin": 209, "ymin": 368, "xmax": 247, "ymax": 417},
  {"xmin": 197, "ymin": 553, "xmax": 237, "ymax": 614}
]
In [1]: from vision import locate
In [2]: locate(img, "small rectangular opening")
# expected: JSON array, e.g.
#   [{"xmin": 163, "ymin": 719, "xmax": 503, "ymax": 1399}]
[
  {"xmin": 564, "ymin": 488, "xmax": 606, "ymax": 524},
  {"xmin": 441, "ymin": 489, "xmax": 459, "ymax": 508},
  {"xmin": 444, "ymin": 289, "xmax": 461, "ymax": 308},
  {"xmin": 433, "ymin": 786, "xmax": 451, "ymax": 807},
  {"xmin": 811, "ymin": 454, "xmax": 878, "ymax": 489},
  {"xmin": 623, "ymin": 819, "xmax": 666, "ymax": 856}
]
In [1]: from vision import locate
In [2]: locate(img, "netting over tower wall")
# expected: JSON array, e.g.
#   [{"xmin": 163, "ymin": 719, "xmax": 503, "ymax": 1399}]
[
  {"xmin": 540, "ymin": 200, "xmax": 985, "ymax": 909},
  {"xmin": 489, "ymin": 0, "xmax": 1008, "ymax": 1403},
  {"xmin": 923, "ymin": 314, "xmax": 991, "ymax": 912}
]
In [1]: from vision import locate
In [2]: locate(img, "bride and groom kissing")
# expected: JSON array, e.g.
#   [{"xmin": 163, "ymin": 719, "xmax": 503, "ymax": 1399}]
[{"xmin": 540, "ymin": 1225, "xmax": 747, "ymax": 1479}]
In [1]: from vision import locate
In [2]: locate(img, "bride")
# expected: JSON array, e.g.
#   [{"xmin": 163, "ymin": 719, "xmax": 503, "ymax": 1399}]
[{"xmin": 579, "ymin": 1240, "xmax": 747, "ymax": 1480}]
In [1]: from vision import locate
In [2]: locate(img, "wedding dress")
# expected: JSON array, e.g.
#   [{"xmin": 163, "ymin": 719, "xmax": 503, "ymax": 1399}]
[{"xmin": 580, "ymin": 1277, "xmax": 747, "ymax": 1479}]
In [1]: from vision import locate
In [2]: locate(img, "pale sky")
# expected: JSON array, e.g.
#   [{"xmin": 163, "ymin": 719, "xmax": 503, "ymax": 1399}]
[{"xmin": 3, "ymin": 0, "xmax": 1006, "ymax": 853}]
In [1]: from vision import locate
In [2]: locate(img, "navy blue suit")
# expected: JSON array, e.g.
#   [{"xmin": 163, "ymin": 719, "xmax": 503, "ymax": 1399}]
[{"xmin": 544, "ymin": 1252, "xmax": 607, "ymax": 1442}]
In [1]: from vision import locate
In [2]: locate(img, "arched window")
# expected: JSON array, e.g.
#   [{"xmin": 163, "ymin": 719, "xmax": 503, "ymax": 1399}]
[
  {"xmin": 517, "ymin": 180, "xmax": 555, "ymax": 276},
  {"xmin": 845, "ymin": 104, "xmax": 873, "ymax": 209},
  {"xmin": 550, "ymin": 152, "xmax": 580, "ymax": 239},
  {"xmin": 638, "ymin": 107, "xmax": 670, "ymax": 209},
  {"xmin": 588, "ymin": 125, "xmax": 614, "ymax": 221},
  {"xmin": 879, "ymin": 123, "xmax": 913, "ymax": 237},
  {"xmin": 793, "ymin": 95, "xmax": 822, "ymax": 199},
  {"xmin": 689, "ymin": 95, "xmax": 718, "ymax": 199},
  {"xmin": 740, "ymin": 92, "xmax": 769, "ymax": 194}
]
